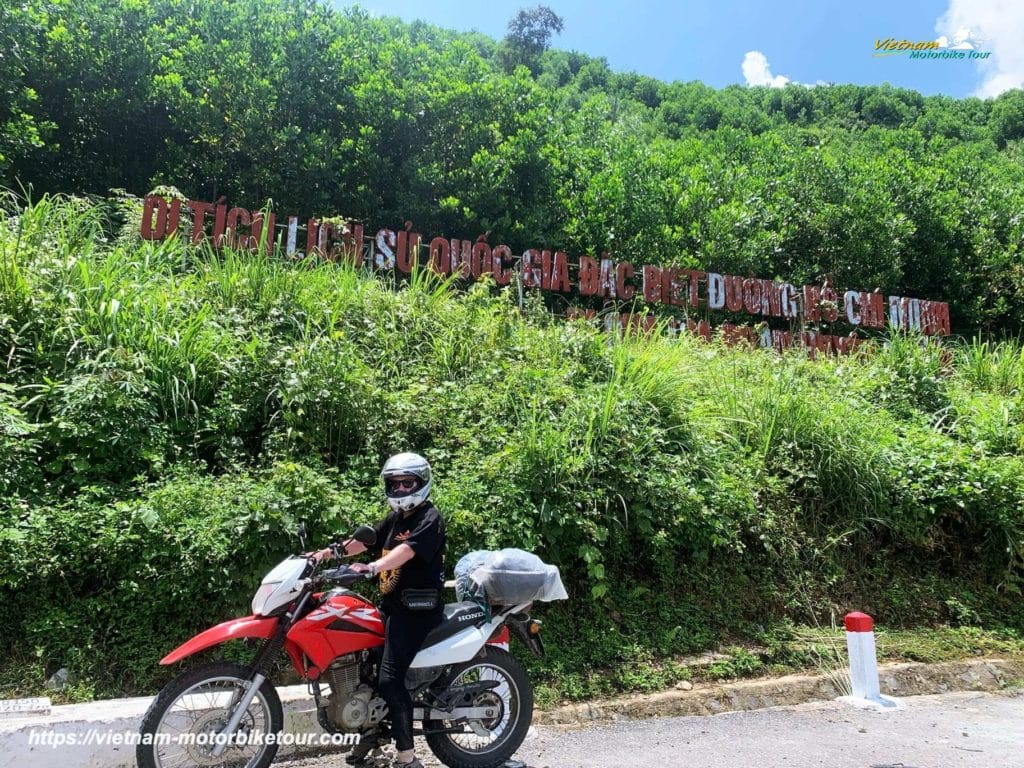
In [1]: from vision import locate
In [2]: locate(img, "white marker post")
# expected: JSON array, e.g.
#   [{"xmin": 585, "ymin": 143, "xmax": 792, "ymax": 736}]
[{"xmin": 841, "ymin": 611, "xmax": 900, "ymax": 710}]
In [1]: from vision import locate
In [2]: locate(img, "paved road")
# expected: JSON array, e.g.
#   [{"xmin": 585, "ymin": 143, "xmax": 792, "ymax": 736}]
[{"xmin": 285, "ymin": 690, "xmax": 1024, "ymax": 768}]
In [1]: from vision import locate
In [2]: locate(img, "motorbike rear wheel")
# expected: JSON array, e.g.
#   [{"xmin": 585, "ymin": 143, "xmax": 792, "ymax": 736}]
[
  {"xmin": 424, "ymin": 646, "xmax": 533, "ymax": 768},
  {"xmin": 137, "ymin": 661, "xmax": 283, "ymax": 768}
]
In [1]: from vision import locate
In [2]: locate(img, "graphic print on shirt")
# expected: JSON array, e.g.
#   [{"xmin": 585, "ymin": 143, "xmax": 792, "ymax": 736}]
[{"xmin": 379, "ymin": 529, "xmax": 412, "ymax": 594}]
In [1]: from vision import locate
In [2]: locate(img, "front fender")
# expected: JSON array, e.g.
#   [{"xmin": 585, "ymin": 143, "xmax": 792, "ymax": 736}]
[{"xmin": 160, "ymin": 615, "xmax": 278, "ymax": 665}]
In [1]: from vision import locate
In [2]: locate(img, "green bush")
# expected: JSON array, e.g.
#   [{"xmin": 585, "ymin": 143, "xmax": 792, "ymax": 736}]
[{"xmin": 1, "ymin": 197, "xmax": 1023, "ymax": 701}]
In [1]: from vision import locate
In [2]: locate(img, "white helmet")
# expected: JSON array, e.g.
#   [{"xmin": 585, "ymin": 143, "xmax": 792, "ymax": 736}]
[{"xmin": 380, "ymin": 452, "xmax": 432, "ymax": 513}]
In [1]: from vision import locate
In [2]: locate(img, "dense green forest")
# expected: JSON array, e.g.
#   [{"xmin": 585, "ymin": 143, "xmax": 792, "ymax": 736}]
[
  {"xmin": 1, "ymin": 0, "xmax": 1024, "ymax": 702},
  {"xmin": 3, "ymin": 0, "xmax": 1024, "ymax": 332}
]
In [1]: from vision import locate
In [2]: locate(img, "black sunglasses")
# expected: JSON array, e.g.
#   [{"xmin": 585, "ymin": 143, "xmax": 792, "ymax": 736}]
[{"xmin": 386, "ymin": 477, "xmax": 419, "ymax": 493}]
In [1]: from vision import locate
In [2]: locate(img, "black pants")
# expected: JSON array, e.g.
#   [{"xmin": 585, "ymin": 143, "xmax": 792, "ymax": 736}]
[{"xmin": 378, "ymin": 606, "xmax": 443, "ymax": 752}]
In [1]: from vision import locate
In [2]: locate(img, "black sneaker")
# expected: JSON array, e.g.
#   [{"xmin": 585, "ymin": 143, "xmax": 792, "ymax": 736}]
[{"xmin": 344, "ymin": 735, "xmax": 383, "ymax": 766}]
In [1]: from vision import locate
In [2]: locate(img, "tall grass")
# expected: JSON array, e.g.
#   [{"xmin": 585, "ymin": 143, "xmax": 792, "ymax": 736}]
[
  {"xmin": 0, "ymin": 194, "xmax": 31, "ymax": 318},
  {"xmin": 2, "ymin": 195, "xmax": 1023, "ymax": 699},
  {"xmin": 955, "ymin": 336, "xmax": 1024, "ymax": 395}
]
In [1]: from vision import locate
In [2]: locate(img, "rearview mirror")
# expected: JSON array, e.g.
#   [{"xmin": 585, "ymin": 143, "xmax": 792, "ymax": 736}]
[
  {"xmin": 353, "ymin": 525, "xmax": 376, "ymax": 547},
  {"xmin": 298, "ymin": 521, "xmax": 308, "ymax": 550}
]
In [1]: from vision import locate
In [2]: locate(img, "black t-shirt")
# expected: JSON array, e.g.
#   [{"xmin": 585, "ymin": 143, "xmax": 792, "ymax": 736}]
[{"xmin": 369, "ymin": 502, "xmax": 445, "ymax": 611}]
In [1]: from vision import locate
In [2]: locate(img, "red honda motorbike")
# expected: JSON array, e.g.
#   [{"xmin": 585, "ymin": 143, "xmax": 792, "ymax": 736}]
[{"xmin": 136, "ymin": 524, "xmax": 545, "ymax": 768}]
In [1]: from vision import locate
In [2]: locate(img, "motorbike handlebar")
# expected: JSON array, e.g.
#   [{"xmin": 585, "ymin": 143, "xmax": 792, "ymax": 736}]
[{"xmin": 317, "ymin": 565, "xmax": 374, "ymax": 587}]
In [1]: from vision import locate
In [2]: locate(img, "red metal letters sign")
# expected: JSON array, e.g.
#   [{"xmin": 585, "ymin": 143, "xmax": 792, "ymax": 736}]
[{"xmin": 141, "ymin": 194, "xmax": 951, "ymax": 353}]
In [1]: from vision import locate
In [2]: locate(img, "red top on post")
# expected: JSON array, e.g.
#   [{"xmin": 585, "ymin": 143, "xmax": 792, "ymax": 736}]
[{"xmin": 844, "ymin": 611, "xmax": 874, "ymax": 633}]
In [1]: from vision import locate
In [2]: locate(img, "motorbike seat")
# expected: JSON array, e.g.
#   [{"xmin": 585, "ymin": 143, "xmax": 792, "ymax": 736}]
[{"xmin": 422, "ymin": 601, "xmax": 489, "ymax": 647}]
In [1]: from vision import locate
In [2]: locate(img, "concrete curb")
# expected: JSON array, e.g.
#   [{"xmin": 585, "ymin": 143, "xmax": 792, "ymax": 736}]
[
  {"xmin": 536, "ymin": 657, "xmax": 1024, "ymax": 725},
  {"xmin": 2, "ymin": 658, "xmax": 1021, "ymax": 767}
]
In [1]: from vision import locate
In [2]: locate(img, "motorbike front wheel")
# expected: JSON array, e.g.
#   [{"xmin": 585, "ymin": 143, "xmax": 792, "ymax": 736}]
[
  {"xmin": 424, "ymin": 646, "xmax": 533, "ymax": 768},
  {"xmin": 137, "ymin": 661, "xmax": 284, "ymax": 768}
]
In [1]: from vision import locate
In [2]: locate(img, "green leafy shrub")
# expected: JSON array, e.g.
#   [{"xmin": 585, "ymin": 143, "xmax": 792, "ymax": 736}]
[{"xmin": 1, "ymin": 197, "xmax": 1023, "ymax": 702}]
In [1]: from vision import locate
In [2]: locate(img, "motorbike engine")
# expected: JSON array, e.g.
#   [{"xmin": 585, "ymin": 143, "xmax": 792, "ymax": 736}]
[{"xmin": 319, "ymin": 654, "xmax": 387, "ymax": 733}]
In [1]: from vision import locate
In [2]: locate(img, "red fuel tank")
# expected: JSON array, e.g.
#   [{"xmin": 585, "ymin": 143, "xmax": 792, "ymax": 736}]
[{"xmin": 288, "ymin": 590, "xmax": 385, "ymax": 670}]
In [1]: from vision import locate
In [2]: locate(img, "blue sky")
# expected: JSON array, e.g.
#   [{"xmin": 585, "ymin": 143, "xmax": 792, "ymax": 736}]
[{"xmin": 339, "ymin": 0, "xmax": 1024, "ymax": 99}]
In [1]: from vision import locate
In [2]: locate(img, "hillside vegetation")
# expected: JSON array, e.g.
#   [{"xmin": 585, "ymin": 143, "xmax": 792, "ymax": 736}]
[
  {"xmin": 2, "ymin": 0, "xmax": 1024, "ymax": 331},
  {"xmin": 1, "ymin": 196, "xmax": 1022, "ymax": 701},
  {"xmin": 2, "ymin": 0, "xmax": 1024, "ymax": 702}
]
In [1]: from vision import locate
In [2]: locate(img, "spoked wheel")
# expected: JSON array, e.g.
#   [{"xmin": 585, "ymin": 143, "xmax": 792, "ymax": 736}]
[
  {"xmin": 424, "ymin": 647, "xmax": 533, "ymax": 768},
  {"xmin": 137, "ymin": 661, "xmax": 283, "ymax": 768}
]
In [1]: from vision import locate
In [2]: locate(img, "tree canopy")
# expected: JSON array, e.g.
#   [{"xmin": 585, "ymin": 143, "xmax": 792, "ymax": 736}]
[
  {"xmin": 2, "ymin": 0, "xmax": 1024, "ymax": 332},
  {"xmin": 500, "ymin": 4, "xmax": 564, "ymax": 72}
]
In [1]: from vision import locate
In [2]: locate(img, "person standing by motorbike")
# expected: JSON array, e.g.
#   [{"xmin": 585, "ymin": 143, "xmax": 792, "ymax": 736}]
[{"xmin": 312, "ymin": 452, "xmax": 445, "ymax": 768}]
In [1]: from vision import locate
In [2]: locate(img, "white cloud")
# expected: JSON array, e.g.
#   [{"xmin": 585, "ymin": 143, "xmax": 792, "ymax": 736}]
[
  {"xmin": 935, "ymin": 25, "xmax": 980, "ymax": 50},
  {"xmin": 937, "ymin": 0, "xmax": 1024, "ymax": 97},
  {"xmin": 742, "ymin": 51, "xmax": 790, "ymax": 88}
]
